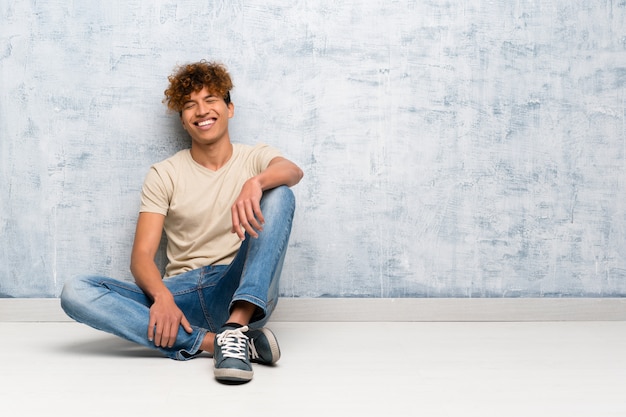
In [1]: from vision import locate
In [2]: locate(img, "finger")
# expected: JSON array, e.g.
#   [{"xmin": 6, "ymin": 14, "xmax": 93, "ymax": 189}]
[
  {"xmin": 252, "ymin": 200, "xmax": 265, "ymax": 227},
  {"xmin": 154, "ymin": 324, "xmax": 163, "ymax": 347},
  {"xmin": 148, "ymin": 317, "xmax": 156, "ymax": 342},
  {"xmin": 166, "ymin": 322, "xmax": 177, "ymax": 348},
  {"xmin": 245, "ymin": 200, "xmax": 263, "ymax": 232},
  {"xmin": 231, "ymin": 205, "xmax": 245, "ymax": 240},
  {"xmin": 246, "ymin": 201, "xmax": 264, "ymax": 232},
  {"xmin": 235, "ymin": 202, "xmax": 257, "ymax": 239},
  {"xmin": 181, "ymin": 316, "xmax": 193, "ymax": 334}
]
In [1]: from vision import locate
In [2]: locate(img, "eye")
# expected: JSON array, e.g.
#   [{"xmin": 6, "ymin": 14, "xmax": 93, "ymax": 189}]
[{"xmin": 183, "ymin": 102, "xmax": 195, "ymax": 110}]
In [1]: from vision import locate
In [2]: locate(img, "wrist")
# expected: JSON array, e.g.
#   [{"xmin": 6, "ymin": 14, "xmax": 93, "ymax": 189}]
[
  {"xmin": 246, "ymin": 175, "xmax": 265, "ymax": 190},
  {"xmin": 151, "ymin": 288, "xmax": 173, "ymax": 303}
]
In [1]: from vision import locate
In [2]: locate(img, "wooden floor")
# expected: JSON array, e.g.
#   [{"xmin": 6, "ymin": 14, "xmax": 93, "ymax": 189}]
[{"xmin": 2, "ymin": 320, "xmax": 626, "ymax": 416}]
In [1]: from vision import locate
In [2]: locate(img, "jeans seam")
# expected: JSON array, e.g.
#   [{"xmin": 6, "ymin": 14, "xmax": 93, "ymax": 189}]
[{"xmin": 197, "ymin": 271, "xmax": 218, "ymax": 331}]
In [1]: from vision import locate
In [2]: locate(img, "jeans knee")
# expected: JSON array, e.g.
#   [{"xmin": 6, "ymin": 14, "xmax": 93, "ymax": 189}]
[
  {"xmin": 262, "ymin": 186, "xmax": 295, "ymax": 215},
  {"xmin": 60, "ymin": 276, "xmax": 78, "ymax": 314},
  {"xmin": 60, "ymin": 275, "xmax": 91, "ymax": 317}
]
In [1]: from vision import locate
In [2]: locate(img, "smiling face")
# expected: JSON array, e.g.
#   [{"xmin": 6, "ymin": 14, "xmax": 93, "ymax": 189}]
[{"xmin": 180, "ymin": 86, "xmax": 234, "ymax": 147}]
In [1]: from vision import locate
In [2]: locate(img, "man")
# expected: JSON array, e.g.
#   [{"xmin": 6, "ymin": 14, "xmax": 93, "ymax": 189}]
[{"xmin": 61, "ymin": 60, "xmax": 303, "ymax": 384}]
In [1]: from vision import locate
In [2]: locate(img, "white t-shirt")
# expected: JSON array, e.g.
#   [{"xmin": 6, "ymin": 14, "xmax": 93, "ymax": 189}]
[{"xmin": 140, "ymin": 143, "xmax": 282, "ymax": 278}]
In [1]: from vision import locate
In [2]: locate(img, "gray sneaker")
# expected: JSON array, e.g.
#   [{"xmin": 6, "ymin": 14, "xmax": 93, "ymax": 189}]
[
  {"xmin": 247, "ymin": 327, "xmax": 281, "ymax": 365},
  {"xmin": 213, "ymin": 325, "xmax": 253, "ymax": 383}
]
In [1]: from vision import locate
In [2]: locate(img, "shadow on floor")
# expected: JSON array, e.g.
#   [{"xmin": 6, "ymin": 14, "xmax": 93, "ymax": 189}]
[{"xmin": 55, "ymin": 334, "xmax": 179, "ymax": 358}]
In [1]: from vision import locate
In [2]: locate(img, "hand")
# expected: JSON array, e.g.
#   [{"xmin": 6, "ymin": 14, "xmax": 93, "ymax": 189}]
[
  {"xmin": 231, "ymin": 178, "xmax": 264, "ymax": 240},
  {"xmin": 147, "ymin": 295, "xmax": 193, "ymax": 348}
]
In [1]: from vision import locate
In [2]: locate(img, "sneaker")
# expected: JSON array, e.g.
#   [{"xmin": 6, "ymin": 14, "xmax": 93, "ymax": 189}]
[
  {"xmin": 213, "ymin": 325, "xmax": 253, "ymax": 383},
  {"xmin": 247, "ymin": 327, "xmax": 281, "ymax": 365}
]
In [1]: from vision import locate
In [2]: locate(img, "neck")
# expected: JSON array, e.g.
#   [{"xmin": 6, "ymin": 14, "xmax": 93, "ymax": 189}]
[{"xmin": 190, "ymin": 140, "xmax": 233, "ymax": 171}]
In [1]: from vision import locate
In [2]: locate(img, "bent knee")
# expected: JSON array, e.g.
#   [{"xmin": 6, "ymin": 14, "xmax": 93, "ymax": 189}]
[
  {"xmin": 262, "ymin": 185, "xmax": 295, "ymax": 209},
  {"xmin": 60, "ymin": 275, "xmax": 92, "ymax": 315},
  {"xmin": 60, "ymin": 276, "xmax": 78, "ymax": 313}
]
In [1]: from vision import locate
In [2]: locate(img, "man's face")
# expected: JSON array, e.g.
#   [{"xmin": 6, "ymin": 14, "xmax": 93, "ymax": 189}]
[{"xmin": 180, "ymin": 86, "xmax": 234, "ymax": 146}]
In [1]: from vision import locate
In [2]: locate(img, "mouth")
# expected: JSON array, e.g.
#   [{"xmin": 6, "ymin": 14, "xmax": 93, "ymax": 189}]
[{"xmin": 195, "ymin": 118, "xmax": 216, "ymax": 128}]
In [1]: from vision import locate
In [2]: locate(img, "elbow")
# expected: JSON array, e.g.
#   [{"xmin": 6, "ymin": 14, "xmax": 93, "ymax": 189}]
[
  {"xmin": 285, "ymin": 167, "xmax": 303, "ymax": 188},
  {"xmin": 293, "ymin": 166, "xmax": 304, "ymax": 185}
]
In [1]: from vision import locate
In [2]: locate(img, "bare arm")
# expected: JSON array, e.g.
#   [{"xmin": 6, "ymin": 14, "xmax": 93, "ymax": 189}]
[
  {"xmin": 130, "ymin": 212, "xmax": 192, "ymax": 347},
  {"xmin": 253, "ymin": 156, "xmax": 304, "ymax": 190},
  {"xmin": 231, "ymin": 157, "xmax": 304, "ymax": 240}
]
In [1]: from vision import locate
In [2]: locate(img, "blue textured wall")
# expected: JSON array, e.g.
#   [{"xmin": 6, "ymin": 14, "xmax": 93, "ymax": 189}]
[{"xmin": 1, "ymin": 1, "xmax": 625, "ymax": 298}]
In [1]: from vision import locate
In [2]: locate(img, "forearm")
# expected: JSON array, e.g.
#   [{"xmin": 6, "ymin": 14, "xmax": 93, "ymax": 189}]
[
  {"xmin": 253, "ymin": 158, "xmax": 303, "ymax": 190},
  {"xmin": 130, "ymin": 212, "xmax": 170, "ymax": 302},
  {"xmin": 130, "ymin": 254, "xmax": 171, "ymax": 302}
]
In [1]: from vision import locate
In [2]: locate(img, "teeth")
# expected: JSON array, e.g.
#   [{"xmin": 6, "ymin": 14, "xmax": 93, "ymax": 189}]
[{"xmin": 198, "ymin": 119, "xmax": 215, "ymax": 127}]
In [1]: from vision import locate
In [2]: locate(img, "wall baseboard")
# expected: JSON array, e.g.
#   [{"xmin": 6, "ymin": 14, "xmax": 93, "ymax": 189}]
[{"xmin": 1, "ymin": 297, "xmax": 626, "ymax": 322}]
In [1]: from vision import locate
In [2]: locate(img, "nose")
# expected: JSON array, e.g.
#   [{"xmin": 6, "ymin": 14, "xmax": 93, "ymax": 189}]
[{"xmin": 195, "ymin": 101, "xmax": 210, "ymax": 115}]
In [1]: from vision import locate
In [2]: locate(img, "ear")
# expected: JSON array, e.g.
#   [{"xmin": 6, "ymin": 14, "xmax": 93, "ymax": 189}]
[{"xmin": 228, "ymin": 102, "xmax": 235, "ymax": 118}]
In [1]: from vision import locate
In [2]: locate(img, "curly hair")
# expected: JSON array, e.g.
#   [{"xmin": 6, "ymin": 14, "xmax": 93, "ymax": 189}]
[{"xmin": 163, "ymin": 60, "xmax": 233, "ymax": 113}]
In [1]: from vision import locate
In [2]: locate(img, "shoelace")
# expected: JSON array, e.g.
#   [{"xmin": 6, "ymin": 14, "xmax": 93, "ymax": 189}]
[
  {"xmin": 249, "ymin": 338, "xmax": 260, "ymax": 360},
  {"xmin": 216, "ymin": 326, "xmax": 249, "ymax": 360}
]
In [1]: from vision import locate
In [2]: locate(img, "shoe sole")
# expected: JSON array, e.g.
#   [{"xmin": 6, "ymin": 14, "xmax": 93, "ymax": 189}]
[{"xmin": 214, "ymin": 368, "xmax": 253, "ymax": 383}]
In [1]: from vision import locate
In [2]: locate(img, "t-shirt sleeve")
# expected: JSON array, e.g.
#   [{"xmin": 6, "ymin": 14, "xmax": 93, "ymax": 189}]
[
  {"xmin": 139, "ymin": 166, "xmax": 171, "ymax": 215},
  {"xmin": 252, "ymin": 144, "xmax": 283, "ymax": 174}
]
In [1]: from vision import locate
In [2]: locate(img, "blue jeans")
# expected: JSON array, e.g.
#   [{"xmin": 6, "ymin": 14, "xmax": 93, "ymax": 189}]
[{"xmin": 60, "ymin": 186, "xmax": 295, "ymax": 360}]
